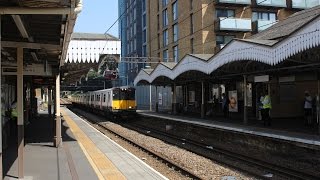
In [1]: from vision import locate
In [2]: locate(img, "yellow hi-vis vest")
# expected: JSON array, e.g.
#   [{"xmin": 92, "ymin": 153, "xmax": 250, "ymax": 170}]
[
  {"xmin": 11, "ymin": 108, "xmax": 18, "ymax": 118},
  {"xmin": 11, "ymin": 102, "xmax": 18, "ymax": 118},
  {"xmin": 263, "ymin": 95, "xmax": 272, "ymax": 109}
]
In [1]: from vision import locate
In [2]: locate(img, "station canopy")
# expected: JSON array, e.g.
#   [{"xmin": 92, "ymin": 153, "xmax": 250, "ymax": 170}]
[
  {"xmin": 134, "ymin": 5, "xmax": 320, "ymax": 86},
  {"xmin": 0, "ymin": 0, "xmax": 82, "ymax": 83}
]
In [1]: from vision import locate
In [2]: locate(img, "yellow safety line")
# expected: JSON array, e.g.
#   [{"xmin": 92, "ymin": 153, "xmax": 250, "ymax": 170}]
[
  {"xmin": 61, "ymin": 109, "xmax": 126, "ymax": 180},
  {"xmin": 78, "ymin": 142, "xmax": 105, "ymax": 180}
]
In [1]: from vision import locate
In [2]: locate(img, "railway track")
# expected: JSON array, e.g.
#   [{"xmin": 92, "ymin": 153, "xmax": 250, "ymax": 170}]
[
  {"xmin": 68, "ymin": 107, "xmax": 202, "ymax": 180},
  {"xmin": 68, "ymin": 107, "xmax": 318, "ymax": 180},
  {"xmin": 122, "ymin": 122, "xmax": 318, "ymax": 180}
]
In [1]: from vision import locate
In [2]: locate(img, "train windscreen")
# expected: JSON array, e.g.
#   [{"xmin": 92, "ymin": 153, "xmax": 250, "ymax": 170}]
[
  {"xmin": 113, "ymin": 88, "xmax": 135, "ymax": 100},
  {"xmin": 126, "ymin": 88, "xmax": 135, "ymax": 100}
]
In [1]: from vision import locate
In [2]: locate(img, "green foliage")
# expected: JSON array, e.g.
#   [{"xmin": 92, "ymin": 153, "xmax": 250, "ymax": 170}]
[{"xmin": 87, "ymin": 68, "xmax": 98, "ymax": 79}]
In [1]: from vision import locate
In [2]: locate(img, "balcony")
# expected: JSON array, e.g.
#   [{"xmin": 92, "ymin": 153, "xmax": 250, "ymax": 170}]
[
  {"xmin": 292, "ymin": 0, "xmax": 320, "ymax": 9},
  {"xmin": 217, "ymin": 17, "xmax": 252, "ymax": 32},
  {"xmin": 218, "ymin": 0, "xmax": 251, "ymax": 5},
  {"xmin": 253, "ymin": 20, "xmax": 277, "ymax": 32},
  {"xmin": 256, "ymin": 0, "xmax": 287, "ymax": 7}
]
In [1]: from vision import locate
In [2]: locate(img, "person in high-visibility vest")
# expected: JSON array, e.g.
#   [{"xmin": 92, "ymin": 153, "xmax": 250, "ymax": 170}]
[
  {"xmin": 261, "ymin": 90, "xmax": 272, "ymax": 126},
  {"xmin": 10, "ymin": 101, "xmax": 18, "ymax": 138}
]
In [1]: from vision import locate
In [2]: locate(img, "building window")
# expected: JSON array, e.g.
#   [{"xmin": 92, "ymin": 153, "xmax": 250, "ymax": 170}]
[
  {"xmin": 190, "ymin": 13, "xmax": 194, "ymax": 34},
  {"xmin": 133, "ymin": 22, "xmax": 136, "ymax": 35},
  {"xmin": 133, "ymin": 7, "xmax": 136, "ymax": 20},
  {"xmin": 131, "ymin": 40, "xmax": 134, "ymax": 52},
  {"xmin": 163, "ymin": 9, "xmax": 168, "ymax": 27},
  {"xmin": 172, "ymin": 1, "xmax": 178, "ymax": 21},
  {"xmin": 143, "ymin": 30, "xmax": 147, "ymax": 43},
  {"xmin": 163, "ymin": 29, "xmax": 168, "ymax": 47},
  {"xmin": 142, "ymin": 45, "xmax": 147, "ymax": 57},
  {"xmin": 173, "ymin": 45, "xmax": 178, "ymax": 63},
  {"xmin": 163, "ymin": 49, "xmax": 168, "ymax": 62},
  {"xmin": 216, "ymin": 35, "xmax": 234, "ymax": 48},
  {"xmin": 190, "ymin": 0, "xmax": 193, "ymax": 10},
  {"xmin": 131, "ymin": 26, "xmax": 134, "ymax": 37},
  {"xmin": 216, "ymin": 9, "xmax": 235, "ymax": 18},
  {"xmin": 190, "ymin": 38, "xmax": 194, "ymax": 53},
  {"xmin": 173, "ymin": 23, "xmax": 178, "ymax": 42},
  {"xmin": 252, "ymin": 12, "xmax": 276, "ymax": 21},
  {"xmin": 162, "ymin": 0, "xmax": 168, "ymax": 7},
  {"xmin": 157, "ymin": 15, "xmax": 160, "ymax": 30},
  {"xmin": 157, "ymin": 33, "xmax": 160, "ymax": 49},
  {"xmin": 127, "ymin": 15, "xmax": 130, "ymax": 26},
  {"xmin": 142, "ymin": 14, "xmax": 146, "ymax": 27},
  {"xmin": 142, "ymin": 0, "xmax": 146, "ymax": 12}
]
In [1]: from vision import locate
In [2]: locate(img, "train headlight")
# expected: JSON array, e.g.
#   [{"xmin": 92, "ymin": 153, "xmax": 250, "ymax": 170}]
[{"xmin": 129, "ymin": 106, "xmax": 132, "ymax": 109}]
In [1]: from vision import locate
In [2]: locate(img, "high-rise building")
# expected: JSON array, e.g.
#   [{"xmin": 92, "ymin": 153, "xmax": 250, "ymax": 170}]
[
  {"xmin": 147, "ymin": 0, "xmax": 318, "ymax": 64},
  {"xmin": 118, "ymin": 0, "xmax": 147, "ymax": 86}
]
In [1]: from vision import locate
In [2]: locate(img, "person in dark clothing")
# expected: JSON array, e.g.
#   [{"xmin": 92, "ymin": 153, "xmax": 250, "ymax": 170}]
[{"xmin": 222, "ymin": 93, "xmax": 229, "ymax": 118}]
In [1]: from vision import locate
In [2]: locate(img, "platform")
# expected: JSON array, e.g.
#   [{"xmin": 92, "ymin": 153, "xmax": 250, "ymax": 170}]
[
  {"xmin": 138, "ymin": 111, "xmax": 320, "ymax": 146},
  {"xmin": 3, "ymin": 111, "xmax": 98, "ymax": 180},
  {"xmin": 61, "ymin": 107, "xmax": 167, "ymax": 180}
]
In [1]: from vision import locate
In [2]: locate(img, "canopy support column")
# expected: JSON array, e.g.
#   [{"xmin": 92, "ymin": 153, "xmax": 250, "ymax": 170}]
[
  {"xmin": 318, "ymin": 73, "xmax": 320, "ymax": 135},
  {"xmin": 17, "ymin": 47, "xmax": 24, "ymax": 179},
  {"xmin": 155, "ymin": 86, "xmax": 158, "ymax": 112},
  {"xmin": 172, "ymin": 83, "xmax": 177, "ymax": 115},
  {"xmin": 54, "ymin": 74, "xmax": 62, "ymax": 147},
  {"xmin": 243, "ymin": 75, "xmax": 248, "ymax": 125},
  {"xmin": 0, "ymin": 15, "xmax": 2, "ymax": 178},
  {"xmin": 201, "ymin": 81, "xmax": 205, "ymax": 119},
  {"xmin": 149, "ymin": 85, "xmax": 152, "ymax": 111},
  {"xmin": 48, "ymin": 87, "xmax": 52, "ymax": 117}
]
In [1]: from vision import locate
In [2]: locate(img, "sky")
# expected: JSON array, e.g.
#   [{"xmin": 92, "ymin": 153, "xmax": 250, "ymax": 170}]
[{"xmin": 74, "ymin": 0, "xmax": 119, "ymax": 37}]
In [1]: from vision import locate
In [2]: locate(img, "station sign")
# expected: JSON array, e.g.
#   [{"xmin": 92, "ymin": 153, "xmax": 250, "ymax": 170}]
[
  {"xmin": 2, "ymin": 64, "xmax": 52, "ymax": 76},
  {"xmin": 254, "ymin": 75, "xmax": 269, "ymax": 82},
  {"xmin": 279, "ymin": 76, "xmax": 295, "ymax": 83}
]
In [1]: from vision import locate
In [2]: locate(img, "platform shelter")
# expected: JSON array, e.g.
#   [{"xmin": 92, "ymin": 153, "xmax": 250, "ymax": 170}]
[
  {"xmin": 134, "ymin": 6, "xmax": 320, "ymax": 134},
  {"xmin": 0, "ymin": 0, "xmax": 82, "ymax": 178}
]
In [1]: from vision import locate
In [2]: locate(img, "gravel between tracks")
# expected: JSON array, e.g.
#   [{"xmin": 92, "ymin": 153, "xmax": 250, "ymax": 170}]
[{"xmin": 101, "ymin": 121, "xmax": 254, "ymax": 180}]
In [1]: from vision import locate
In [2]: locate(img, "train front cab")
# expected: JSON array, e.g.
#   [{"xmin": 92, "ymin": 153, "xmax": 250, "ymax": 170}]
[{"xmin": 112, "ymin": 87, "xmax": 136, "ymax": 118}]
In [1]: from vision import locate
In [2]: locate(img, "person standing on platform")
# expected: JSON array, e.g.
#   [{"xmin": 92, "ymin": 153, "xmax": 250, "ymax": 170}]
[
  {"xmin": 222, "ymin": 93, "xmax": 229, "ymax": 118},
  {"xmin": 10, "ymin": 100, "xmax": 18, "ymax": 139},
  {"xmin": 261, "ymin": 90, "xmax": 272, "ymax": 126},
  {"xmin": 304, "ymin": 91, "xmax": 313, "ymax": 126}
]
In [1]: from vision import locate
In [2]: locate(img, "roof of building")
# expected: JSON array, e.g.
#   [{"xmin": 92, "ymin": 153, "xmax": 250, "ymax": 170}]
[
  {"xmin": 134, "ymin": 6, "xmax": 320, "ymax": 86},
  {"xmin": 160, "ymin": 62, "xmax": 177, "ymax": 69},
  {"xmin": 251, "ymin": 5, "xmax": 320, "ymax": 41},
  {"xmin": 71, "ymin": 32, "xmax": 120, "ymax": 41},
  {"xmin": 189, "ymin": 54, "xmax": 214, "ymax": 61},
  {"xmin": 238, "ymin": 39, "xmax": 278, "ymax": 46}
]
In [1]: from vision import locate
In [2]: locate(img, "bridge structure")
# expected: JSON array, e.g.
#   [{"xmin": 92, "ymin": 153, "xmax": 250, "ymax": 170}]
[{"xmin": 61, "ymin": 32, "xmax": 121, "ymax": 91}]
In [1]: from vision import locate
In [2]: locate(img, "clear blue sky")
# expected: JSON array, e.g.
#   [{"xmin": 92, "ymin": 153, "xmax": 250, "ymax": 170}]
[{"xmin": 74, "ymin": 0, "xmax": 119, "ymax": 37}]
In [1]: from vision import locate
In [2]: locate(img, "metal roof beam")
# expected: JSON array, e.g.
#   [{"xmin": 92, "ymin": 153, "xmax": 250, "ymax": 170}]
[
  {"xmin": 0, "ymin": 7, "xmax": 72, "ymax": 15},
  {"xmin": 2, "ymin": 41, "xmax": 61, "ymax": 50}
]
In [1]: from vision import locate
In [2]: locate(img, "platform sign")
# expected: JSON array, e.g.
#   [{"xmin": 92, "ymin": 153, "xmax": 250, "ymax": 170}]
[
  {"xmin": 254, "ymin": 75, "xmax": 269, "ymax": 82},
  {"xmin": 228, "ymin": 90, "xmax": 238, "ymax": 112}
]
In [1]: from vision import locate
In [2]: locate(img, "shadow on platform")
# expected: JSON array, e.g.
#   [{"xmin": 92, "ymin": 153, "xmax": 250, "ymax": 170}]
[{"xmin": 3, "ymin": 111, "xmax": 76, "ymax": 179}]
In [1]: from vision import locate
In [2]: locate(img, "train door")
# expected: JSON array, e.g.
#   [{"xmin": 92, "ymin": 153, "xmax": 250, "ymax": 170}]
[
  {"xmin": 107, "ymin": 91, "xmax": 111, "ymax": 110},
  {"xmin": 100, "ymin": 93, "xmax": 103, "ymax": 110}
]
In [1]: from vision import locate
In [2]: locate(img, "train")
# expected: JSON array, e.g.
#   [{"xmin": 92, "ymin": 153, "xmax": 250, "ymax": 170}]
[{"xmin": 71, "ymin": 86, "xmax": 137, "ymax": 119}]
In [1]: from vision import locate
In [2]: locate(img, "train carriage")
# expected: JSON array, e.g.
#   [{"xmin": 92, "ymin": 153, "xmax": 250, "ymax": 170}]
[{"xmin": 71, "ymin": 86, "xmax": 136, "ymax": 119}]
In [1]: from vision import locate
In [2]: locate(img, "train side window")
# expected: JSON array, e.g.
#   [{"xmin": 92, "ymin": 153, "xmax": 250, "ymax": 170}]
[{"xmin": 103, "ymin": 94, "xmax": 106, "ymax": 102}]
